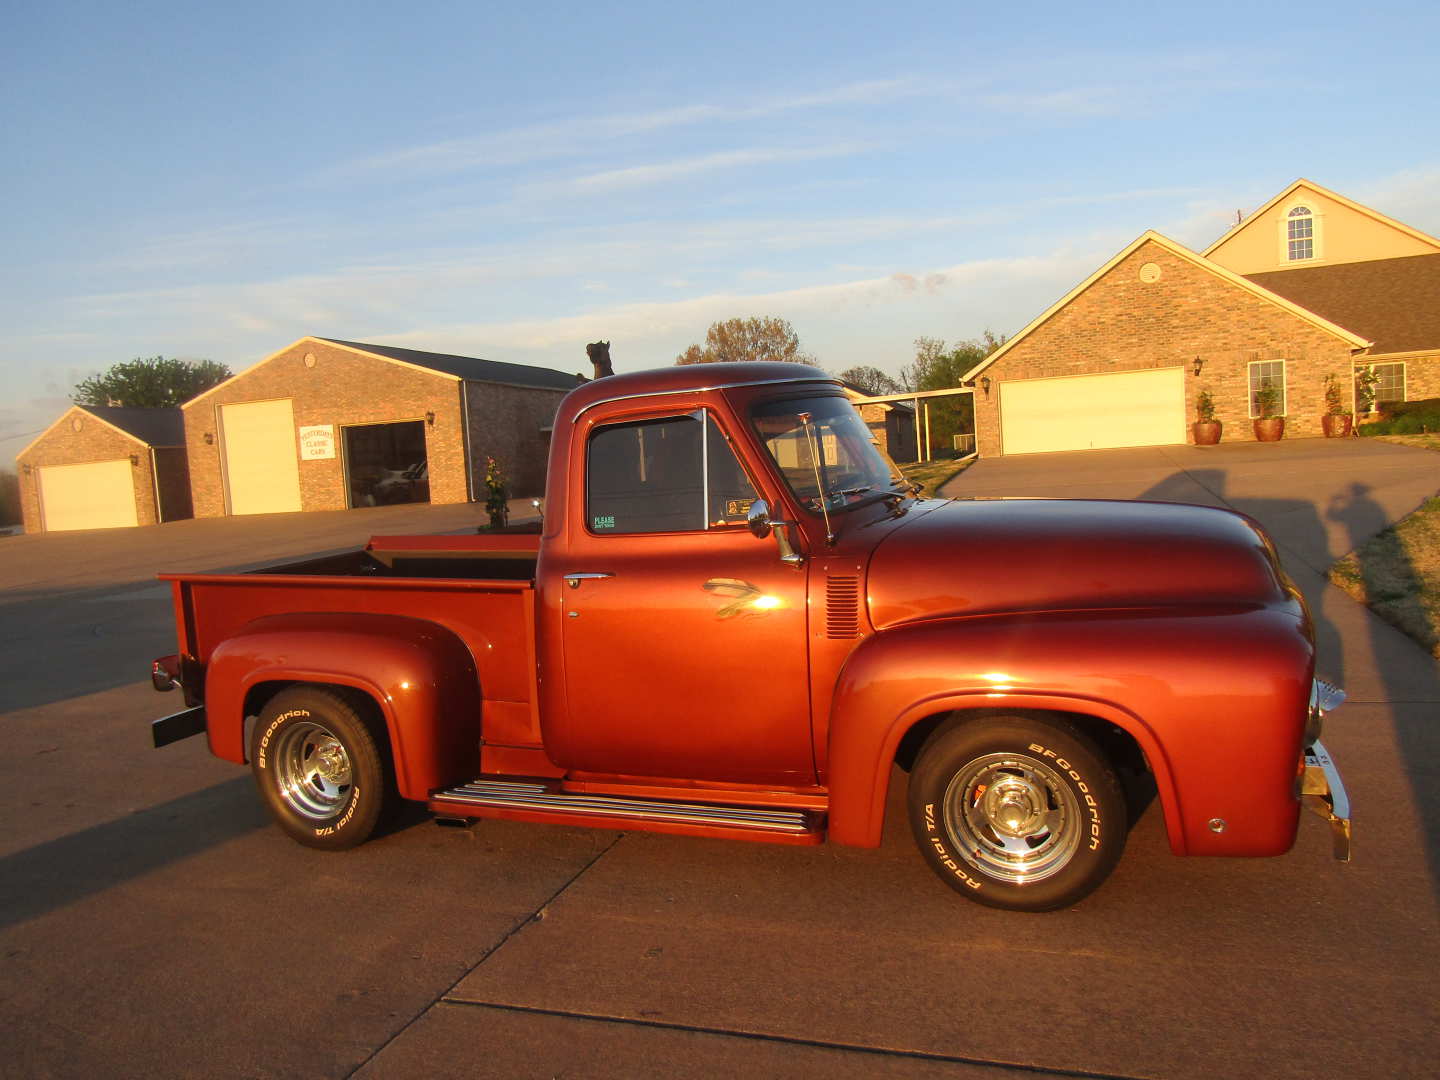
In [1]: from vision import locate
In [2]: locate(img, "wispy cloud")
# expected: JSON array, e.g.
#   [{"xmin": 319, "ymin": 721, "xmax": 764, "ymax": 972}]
[{"xmin": 564, "ymin": 143, "xmax": 875, "ymax": 193}]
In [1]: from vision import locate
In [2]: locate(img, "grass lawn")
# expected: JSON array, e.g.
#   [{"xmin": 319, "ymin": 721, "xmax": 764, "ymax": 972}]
[
  {"xmin": 1329, "ymin": 435, "xmax": 1440, "ymax": 657},
  {"xmin": 900, "ymin": 456, "xmax": 975, "ymax": 496}
]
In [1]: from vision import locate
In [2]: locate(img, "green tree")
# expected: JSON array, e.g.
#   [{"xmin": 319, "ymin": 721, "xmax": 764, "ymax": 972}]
[
  {"xmin": 0, "ymin": 468, "xmax": 19, "ymax": 527},
  {"xmin": 675, "ymin": 316, "xmax": 818, "ymax": 366},
  {"xmin": 72, "ymin": 356, "xmax": 232, "ymax": 408},
  {"xmin": 837, "ymin": 365, "xmax": 902, "ymax": 396}
]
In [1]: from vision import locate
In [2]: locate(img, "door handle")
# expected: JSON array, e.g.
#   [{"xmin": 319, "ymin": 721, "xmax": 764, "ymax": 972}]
[{"xmin": 564, "ymin": 572, "xmax": 615, "ymax": 589}]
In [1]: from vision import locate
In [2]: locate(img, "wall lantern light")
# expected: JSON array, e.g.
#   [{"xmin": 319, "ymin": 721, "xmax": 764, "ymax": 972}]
[
  {"xmin": 1193, "ymin": 356, "xmax": 1204, "ymax": 377},
  {"xmin": 980, "ymin": 376, "xmax": 992, "ymax": 396},
  {"xmin": 129, "ymin": 454, "xmax": 139, "ymax": 467},
  {"xmin": 425, "ymin": 411, "xmax": 436, "ymax": 425},
  {"xmin": 204, "ymin": 432, "xmax": 214, "ymax": 445},
  {"xmin": 22, "ymin": 463, "xmax": 32, "ymax": 476}
]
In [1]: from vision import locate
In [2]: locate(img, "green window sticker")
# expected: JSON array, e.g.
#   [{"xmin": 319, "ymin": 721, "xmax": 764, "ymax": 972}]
[{"xmin": 592, "ymin": 515, "xmax": 616, "ymax": 530}]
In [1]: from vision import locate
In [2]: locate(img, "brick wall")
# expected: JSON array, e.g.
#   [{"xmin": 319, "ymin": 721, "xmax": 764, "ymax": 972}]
[
  {"xmin": 976, "ymin": 240, "xmax": 1359, "ymax": 456},
  {"xmin": 465, "ymin": 381, "xmax": 571, "ymax": 498},
  {"xmin": 183, "ymin": 340, "xmax": 467, "ymax": 517},
  {"xmin": 16, "ymin": 409, "xmax": 158, "ymax": 533}
]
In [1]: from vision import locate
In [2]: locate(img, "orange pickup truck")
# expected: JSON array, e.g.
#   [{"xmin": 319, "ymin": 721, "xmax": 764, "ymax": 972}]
[{"xmin": 151, "ymin": 362, "xmax": 1350, "ymax": 911}]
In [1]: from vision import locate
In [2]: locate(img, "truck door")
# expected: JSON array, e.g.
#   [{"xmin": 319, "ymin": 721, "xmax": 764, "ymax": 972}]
[{"xmin": 554, "ymin": 408, "xmax": 814, "ymax": 784}]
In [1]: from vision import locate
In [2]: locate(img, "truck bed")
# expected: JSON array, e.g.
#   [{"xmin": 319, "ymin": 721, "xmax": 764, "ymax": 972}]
[{"xmin": 159, "ymin": 531, "xmax": 542, "ymax": 752}]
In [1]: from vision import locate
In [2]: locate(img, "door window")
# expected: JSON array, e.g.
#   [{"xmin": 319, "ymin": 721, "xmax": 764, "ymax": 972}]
[{"xmin": 586, "ymin": 411, "xmax": 757, "ymax": 534}]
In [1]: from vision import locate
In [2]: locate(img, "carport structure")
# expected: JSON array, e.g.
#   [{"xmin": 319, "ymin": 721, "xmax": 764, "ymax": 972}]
[{"xmin": 15, "ymin": 404, "xmax": 191, "ymax": 534}]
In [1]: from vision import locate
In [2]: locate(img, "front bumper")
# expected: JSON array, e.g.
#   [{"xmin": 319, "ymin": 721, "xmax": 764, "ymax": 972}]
[{"xmin": 1300, "ymin": 679, "xmax": 1351, "ymax": 861}]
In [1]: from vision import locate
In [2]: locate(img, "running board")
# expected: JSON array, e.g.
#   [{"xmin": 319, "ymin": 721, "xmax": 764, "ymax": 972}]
[{"xmin": 430, "ymin": 778, "xmax": 820, "ymax": 837}]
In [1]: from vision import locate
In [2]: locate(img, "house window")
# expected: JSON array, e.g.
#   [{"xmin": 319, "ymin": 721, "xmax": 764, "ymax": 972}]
[
  {"xmin": 1287, "ymin": 206, "xmax": 1315, "ymax": 261},
  {"xmin": 1373, "ymin": 362, "xmax": 1406, "ymax": 405},
  {"xmin": 1249, "ymin": 360, "xmax": 1287, "ymax": 418}
]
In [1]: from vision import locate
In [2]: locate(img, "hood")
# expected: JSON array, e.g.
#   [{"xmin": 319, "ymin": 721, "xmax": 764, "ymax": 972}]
[{"xmin": 866, "ymin": 498, "xmax": 1288, "ymax": 630}]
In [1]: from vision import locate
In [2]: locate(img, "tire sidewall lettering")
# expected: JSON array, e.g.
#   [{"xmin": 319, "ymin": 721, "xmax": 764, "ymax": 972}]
[
  {"xmin": 256, "ymin": 708, "xmax": 312, "ymax": 771},
  {"xmin": 1028, "ymin": 740, "xmax": 1103, "ymax": 850}
]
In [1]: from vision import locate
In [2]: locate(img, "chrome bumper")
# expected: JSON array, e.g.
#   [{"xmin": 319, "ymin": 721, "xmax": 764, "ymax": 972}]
[{"xmin": 1299, "ymin": 679, "xmax": 1351, "ymax": 860}]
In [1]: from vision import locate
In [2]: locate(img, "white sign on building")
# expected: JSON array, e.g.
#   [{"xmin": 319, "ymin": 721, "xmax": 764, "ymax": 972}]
[{"xmin": 298, "ymin": 425, "xmax": 336, "ymax": 460}]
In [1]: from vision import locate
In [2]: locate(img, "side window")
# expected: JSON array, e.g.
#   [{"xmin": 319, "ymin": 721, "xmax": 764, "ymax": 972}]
[{"xmin": 586, "ymin": 411, "xmax": 757, "ymax": 535}]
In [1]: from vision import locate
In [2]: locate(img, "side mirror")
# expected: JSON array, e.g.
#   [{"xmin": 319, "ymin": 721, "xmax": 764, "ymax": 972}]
[{"xmin": 747, "ymin": 499, "xmax": 804, "ymax": 566}]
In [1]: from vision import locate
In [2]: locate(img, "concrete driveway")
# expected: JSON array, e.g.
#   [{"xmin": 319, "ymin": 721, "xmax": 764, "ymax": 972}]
[{"xmin": 3, "ymin": 442, "xmax": 1439, "ymax": 1079}]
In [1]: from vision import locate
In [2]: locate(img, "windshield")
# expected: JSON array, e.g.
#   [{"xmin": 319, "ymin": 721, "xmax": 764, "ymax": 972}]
[{"xmin": 751, "ymin": 394, "xmax": 909, "ymax": 513}]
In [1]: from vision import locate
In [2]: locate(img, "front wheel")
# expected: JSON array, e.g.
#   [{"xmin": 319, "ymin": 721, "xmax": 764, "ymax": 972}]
[
  {"xmin": 250, "ymin": 686, "xmax": 393, "ymax": 850},
  {"xmin": 908, "ymin": 715, "xmax": 1126, "ymax": 912}
]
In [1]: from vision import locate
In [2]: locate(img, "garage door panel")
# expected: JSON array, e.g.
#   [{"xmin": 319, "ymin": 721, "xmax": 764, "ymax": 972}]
[
  {"xmin": 38, "ymin": 460, "xmax": 139, "ymax": 531},
  {"xmin": 1001, "ymin": 368, "xmax": 1185, "ymax": 455},
  {"xmin": 220, "ymin": 399, "xmax": 302, "ymax": 515}
]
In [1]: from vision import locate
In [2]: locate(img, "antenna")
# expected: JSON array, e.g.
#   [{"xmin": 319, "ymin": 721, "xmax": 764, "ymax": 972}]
[{"xmin": 797, "ymin": 411, "xmax": 835, "ymax": 545}]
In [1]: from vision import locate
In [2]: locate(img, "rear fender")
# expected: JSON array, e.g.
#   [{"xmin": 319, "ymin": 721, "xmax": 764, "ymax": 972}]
[
  {"xmin": 826, "ymin": 607, "xmax": 1312, "ymax": 857},
  {"xmin": 205, "ymin": 613, "xmax": 480, "ymax": 800}
]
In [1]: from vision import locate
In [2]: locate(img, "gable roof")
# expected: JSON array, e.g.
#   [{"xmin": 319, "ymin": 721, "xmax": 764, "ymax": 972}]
[
  {"xmin": 1245, "ymin": 253, "xmax": 1440, "ymax": 356},
  {"xmin": 962, "ymin": 231, "xmax": 1372, "ymax": 382},
  {"xmin": 16, "ymin": 404, "xmax": 184, "ymax": 460},
  {"xmin": 319, "ymin": 339, "xmax": 583, "ymax": 390},
  {"xmin": 185, "ymin": 336, "xmax": 582, "ymax": 409},
  {"xmin": 79, "ymin": 405, "xmax": 187, "ymax": 447},
  {"xmin": 1202, "ymin": 177, "xmax": 1440, "ymax": 260}
]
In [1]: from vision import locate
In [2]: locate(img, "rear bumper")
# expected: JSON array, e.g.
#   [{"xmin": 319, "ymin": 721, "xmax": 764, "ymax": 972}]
[
  {"xmin": 1300, "ymin": 739, "xmax": 1351, "ymax": 861},
  {"xmin": 152, "ymin": 706, "xmax": 207, "ymax": 748}
]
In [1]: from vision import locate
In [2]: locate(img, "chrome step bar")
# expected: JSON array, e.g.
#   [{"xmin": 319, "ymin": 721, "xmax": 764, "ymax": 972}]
[{"xmin": 432, "ymin": 778, "xmax": 816, "ymax": 834}]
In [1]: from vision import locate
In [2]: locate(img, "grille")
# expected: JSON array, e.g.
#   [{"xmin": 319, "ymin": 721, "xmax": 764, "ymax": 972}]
[{"xmin": 826, "ymin": 575, "xmax": 861, "ymax": 638}]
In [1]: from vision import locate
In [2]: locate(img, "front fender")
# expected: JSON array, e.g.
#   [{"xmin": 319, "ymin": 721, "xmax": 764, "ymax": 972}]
[
  {"xmin": 826, "ymin": 605, "xmax": 1312, "ymax": 857},
  {"xmin": 205, "ymin": 613, "xmax": 480, "ymax": 800}
]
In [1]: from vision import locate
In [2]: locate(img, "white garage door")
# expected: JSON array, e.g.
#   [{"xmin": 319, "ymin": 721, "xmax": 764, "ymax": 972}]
[
  {"xmin": 219, "ymin": 399, "xmax": 302, "ymax": 515},
  {"xmin": 1000, "ymin": 367, "xmax": 1185, "ymax": 455},
  {"xmin": 38, "ymin": 460, "xmax": 139, "ymax": 532}
]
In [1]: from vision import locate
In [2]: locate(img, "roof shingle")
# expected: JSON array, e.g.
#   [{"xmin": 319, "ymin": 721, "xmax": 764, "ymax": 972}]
[
  {"xmin": 1245, "ymin": 253, "xmax": 1440, "ymax": 355},
  {"xmin": 78, "ymin": 405, "xmax": 186, "ymax": 447},
  {"xmin": 320, "ymin": 339, "xmax": 583, "ymax": 391}
]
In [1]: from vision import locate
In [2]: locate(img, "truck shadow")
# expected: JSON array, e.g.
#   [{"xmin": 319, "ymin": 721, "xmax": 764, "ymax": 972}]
[{"xmin": 0, "ymin": 778, "xmax": 266, "ymax": 931}]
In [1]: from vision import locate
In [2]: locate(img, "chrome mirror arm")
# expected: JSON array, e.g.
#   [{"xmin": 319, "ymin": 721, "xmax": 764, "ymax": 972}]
[{"xmin": 747, "ymin": 499, "xmax": 805, "ymax": 567}]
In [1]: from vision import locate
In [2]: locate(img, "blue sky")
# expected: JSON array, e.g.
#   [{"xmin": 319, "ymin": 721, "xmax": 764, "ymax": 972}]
[{"xmin": 4, "ymin": 1, "xmax": 1438, "ymax": 460}]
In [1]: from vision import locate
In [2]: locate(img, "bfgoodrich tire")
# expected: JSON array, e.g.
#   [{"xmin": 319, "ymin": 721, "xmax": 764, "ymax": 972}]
[
  {"xmin": 908, "ymin": 715, "xmax": 1126, "ymax": 912},
  {"xmin": 249, "ymin": 687, "xmax": 393, "ymax": 850}
]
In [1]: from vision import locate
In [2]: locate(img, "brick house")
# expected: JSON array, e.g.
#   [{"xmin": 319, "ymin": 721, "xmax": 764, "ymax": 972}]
[
  {"xmin": 16, "ymin": 405, "xmax": 191, "ymax": 533},
  {"xmin": 182, "ymin": 337, "xmax": 580, "ymax": 517},
  {"xmin": 964, "ymin": 180, "xmax": 1440, "ymax": 455}
]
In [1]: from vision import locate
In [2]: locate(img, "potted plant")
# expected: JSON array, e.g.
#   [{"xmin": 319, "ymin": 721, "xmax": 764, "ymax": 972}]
[
  {"xmin": 1193, "ymin": 389, "xmax": 1222, "ymax": 445},
  {"xmin": 1253, "ymin": 383, "xmax": 1284, "ymax": 442},
  {"xmin": 1355, "ymin": 365, "xmax": 1380, "ymax": 418},
  {"xmin": 1322, "ymin": 373, "xmax": 1353, "ymax": 437}
]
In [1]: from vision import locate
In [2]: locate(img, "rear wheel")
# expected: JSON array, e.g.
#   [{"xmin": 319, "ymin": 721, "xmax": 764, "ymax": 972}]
[
  {"xmin": 908, "ymin": 715, "xmax": 1126, "ymax": 912},
  {"xmin": 250, "ymin": 686, "xmax": 392, "ymax": 850}
]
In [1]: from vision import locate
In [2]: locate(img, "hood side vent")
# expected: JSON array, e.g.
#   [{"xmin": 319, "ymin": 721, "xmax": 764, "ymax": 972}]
[{"xmin": 826, "ymin": 575, "xmax": 861, "ymax": 639}]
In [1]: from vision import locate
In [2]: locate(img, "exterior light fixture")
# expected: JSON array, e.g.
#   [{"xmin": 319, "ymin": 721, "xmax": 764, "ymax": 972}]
[
  {"xmin": 22, "ymin": 463, "xmax": 32, "ymax": 476},
  {"xmin": 204, "ymin": 432, "xmax": 214, "ymax": 445},
  {"xmin": 130, "ymin": 454, "xmax": 139, "ymax": 467},
  {"xmin": 425, "ymin": 411, "xmax": 436, "ymax": 425},
  {"xmin": 980, "ymin": 376, "xmax": 992, "ymax": 396},
  {"xmin": 1193, "ymin": 356, "xmax": 1204, "ymax": 376}
]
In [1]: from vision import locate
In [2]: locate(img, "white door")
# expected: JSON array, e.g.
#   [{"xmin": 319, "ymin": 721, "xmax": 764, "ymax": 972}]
[
  {"xmin": 219, "ymin": 399, "xmax": 302, "ymax": 514},
  {"xmin": 38, "ymin": 460, "xmax": 139, "ymax": 531},
  {"xmin": 1000, "ymin": 367, "xmax": 1185, "ymax": 454}
]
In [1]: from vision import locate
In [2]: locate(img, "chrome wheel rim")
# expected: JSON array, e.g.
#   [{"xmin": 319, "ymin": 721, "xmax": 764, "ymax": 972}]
[
  {"xmin": 273, "ymin": 721, "xmax": 353, "ymax": 820},
  {"xmin": 941, "ymin": 752, "xmax": 1081, "ymax": 884}
]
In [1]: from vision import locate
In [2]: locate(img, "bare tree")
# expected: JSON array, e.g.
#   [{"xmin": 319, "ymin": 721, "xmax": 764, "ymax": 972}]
[{"xmin": 675, "ymin": 316, "xmax": 818, "ymax": 366}]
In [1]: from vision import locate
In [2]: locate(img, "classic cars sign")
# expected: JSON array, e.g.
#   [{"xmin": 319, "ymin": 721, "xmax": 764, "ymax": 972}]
[{"xmin": 299, "ymin": 425, "xmax": 336, "ymax": 460}]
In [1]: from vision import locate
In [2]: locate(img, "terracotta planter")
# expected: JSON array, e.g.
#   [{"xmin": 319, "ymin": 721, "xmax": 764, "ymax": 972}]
[
  {"xmin": 1322, "ymin": 413, "xmax": 1353, "ymax": 438},
  {"xmin": 1192, "ymin": 420, "xmax": 1222, "ymax": 445},
  {"xmin": 1253, "ymin": 417, "xmax": 1285, "ymax": 442}
]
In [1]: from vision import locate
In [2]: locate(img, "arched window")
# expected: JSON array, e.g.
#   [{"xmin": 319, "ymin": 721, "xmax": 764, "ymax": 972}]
[{"xmin": 1287, "ymin": 205, "xmax": 1315, "ymax": 261}]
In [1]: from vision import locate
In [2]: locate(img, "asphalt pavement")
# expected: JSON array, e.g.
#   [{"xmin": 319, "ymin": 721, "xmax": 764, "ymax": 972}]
[{"xmin": 2, "ymin": 440, "xmax": 1438, "ymax": 1078}]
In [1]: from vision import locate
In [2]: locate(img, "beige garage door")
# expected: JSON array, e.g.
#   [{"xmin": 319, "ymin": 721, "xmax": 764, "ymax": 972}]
[
  {"xmin": 38, "ymin": 460, "xmax": 139, "ymax": 532},
  {"xmin": 220, "ymin": 399, "xmax": 302, "ymax": 515},
  {"xmin": 1000, "ymin": 367, "xmax": 1185, "ymax": 455}
]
